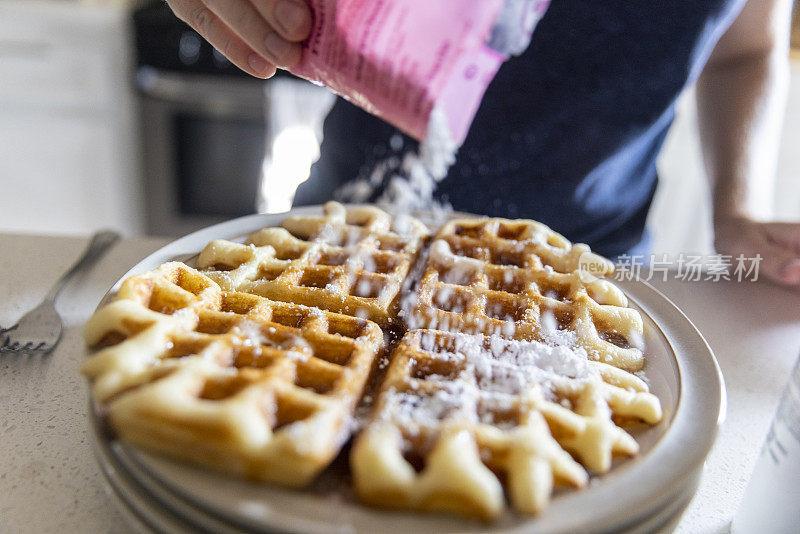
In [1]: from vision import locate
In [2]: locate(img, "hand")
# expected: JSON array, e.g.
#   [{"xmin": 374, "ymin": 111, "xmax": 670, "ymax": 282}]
[
  {"xmin": 166, "ymin": 0, "xmax": 312, "ymax": 79},
  {"xmin": 714, "ymin": 216, "xmax": 800, "ymax": 286}
]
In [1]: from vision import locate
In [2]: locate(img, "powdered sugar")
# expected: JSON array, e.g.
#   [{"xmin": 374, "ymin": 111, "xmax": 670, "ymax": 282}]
[
  {"xmin": 538, "ymin": 309, "xmax": 579, "ymax": 347},
  {"xmin": 230, "ymin": 319, "xmax": 313, "ymax": 360},
  {"xmin": 335, "ymin": 107, "xmax": 457, "ymax": 224},
  {"xmin": 429, "ymin": 240, "xmax": 483, "ymax": 281},
  {"xmin": 378, "ymin": 334, "xmax": 601, "ymax": 434}
]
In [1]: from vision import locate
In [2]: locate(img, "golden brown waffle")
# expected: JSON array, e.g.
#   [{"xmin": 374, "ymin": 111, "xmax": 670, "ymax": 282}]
[
  {"xmin": 352, "ymin": 330, "xmax": 662, "ymax": 519},
  {"xmin": 409, "ymin": 218, "xmax": 646, "ymax": 371},
  {"xmin": 81, "ymin": 206, "xmax": 665, "ymax": 520},
  {"xmin": 196, "ymin": 201, "xmax": 428, "ymax": 327},
  {"xmin": 81, "ymin": 262, "xmax": 383, "ymax": 486}
]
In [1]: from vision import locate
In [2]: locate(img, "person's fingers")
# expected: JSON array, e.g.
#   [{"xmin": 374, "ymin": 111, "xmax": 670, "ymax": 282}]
[
  {"xmin": 250, "ymin": 0, "xmax": 313, "ymax": 42},
  {"xmin": 715, "ymin": 219, "xmax": 800, "ymax": 287},
  {"xmin": 762, "ymin": 222, "xmax": 800, "ymax": 254},
  {"xmin": 778, "ymin": 260, "xmax": 800, "ymax": 285},
  {"xmin": 169, "ymin": 0, "xmax": 277, "ymax": 78},
  {"xmin": 202, "ymin": 0, "xmax": 303, "ymax": 68},
  {"xmin": 752, "ymin": 239, "xmax": 800, "ymax": 285}
]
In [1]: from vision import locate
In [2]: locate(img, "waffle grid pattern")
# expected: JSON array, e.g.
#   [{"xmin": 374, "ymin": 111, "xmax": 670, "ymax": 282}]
[
  {"xmin": 82, "ymin": 262, "xmax": 383, "ymax": 486},
  {"xmin": 82, "ymin": 204, "xmax": 664, "ymax": 520},
  {"xmin": 196, "ymin": 201, "xmax": 428, "ymax": 326},
  {"xmin": 352, "ymin": 330, "xmax": 662, "ymax": 519},
  {"xmin": 411, "ymin": 219, "xmax": 645, "ymax": 371}
]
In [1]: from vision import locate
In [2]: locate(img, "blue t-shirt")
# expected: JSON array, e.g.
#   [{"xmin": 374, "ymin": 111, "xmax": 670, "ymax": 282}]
[{"xmin": 295, "ymin": 0, "xmax": 746, "ymax": 257}]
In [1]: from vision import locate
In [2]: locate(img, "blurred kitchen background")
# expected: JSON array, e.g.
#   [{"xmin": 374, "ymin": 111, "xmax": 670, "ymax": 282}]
[{"xmin": 1, "ymin": 0, "xmax": 800, "ymax": 257}]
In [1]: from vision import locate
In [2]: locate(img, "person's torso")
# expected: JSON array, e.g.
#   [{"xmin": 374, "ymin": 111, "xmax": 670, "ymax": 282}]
[{"xmin": 298, "ymin": 0, "xmax": 746, "ymax": 256}]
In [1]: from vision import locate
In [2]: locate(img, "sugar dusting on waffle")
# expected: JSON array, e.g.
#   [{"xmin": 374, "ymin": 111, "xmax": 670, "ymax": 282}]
[
  {"xmin": 229, "ymin": 319, "xmax": 313, "ymax": 361},
  {"xmin": 377, "ymin": 334, "xmax": 602, "ymax": 436},
  {"xmin": 83, "ymin": 202, "xmax": 661, "ymax": 519},
  {"xmin": 93, "ymin": 110, "xmax": 658, "ymax": 519},
  {"xmin": 328, "ymin": 106, "xmax": 463, "ymax": 330}
]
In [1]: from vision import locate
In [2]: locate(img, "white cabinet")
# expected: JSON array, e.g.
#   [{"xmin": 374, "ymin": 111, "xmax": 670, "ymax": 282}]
[{"xmin": 0, "ymin": 0, "xmax": 143, "ymax": 235}]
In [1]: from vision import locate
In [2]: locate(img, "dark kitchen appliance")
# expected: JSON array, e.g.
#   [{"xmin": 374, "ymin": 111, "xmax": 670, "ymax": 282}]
[{"xmin": 133, "ymin": 1, "xmax": 279, "ymax": 236}]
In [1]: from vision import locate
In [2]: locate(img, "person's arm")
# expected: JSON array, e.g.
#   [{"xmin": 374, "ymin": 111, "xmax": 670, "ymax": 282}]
[
  {"xmin": 165, "ymin": 0, "xmax": 313, "ymax": 79},
  {"xmin": 696, "ymin": 0, "xmax": 797, "ymax": 285}
]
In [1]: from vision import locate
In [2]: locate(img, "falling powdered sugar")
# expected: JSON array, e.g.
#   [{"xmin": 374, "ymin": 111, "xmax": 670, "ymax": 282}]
[
  {"xmin": 333, "ymin": 108, "xmax": 464, "ymax": 332},
  {"xmin": 336, "ymin": 107, "xmax": 458, "ymax": 223}
]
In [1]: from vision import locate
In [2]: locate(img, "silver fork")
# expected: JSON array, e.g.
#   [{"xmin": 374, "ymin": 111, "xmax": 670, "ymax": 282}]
[{"xmin": 0, "ymin": 230, "xmax": 121, "ymax": 354}]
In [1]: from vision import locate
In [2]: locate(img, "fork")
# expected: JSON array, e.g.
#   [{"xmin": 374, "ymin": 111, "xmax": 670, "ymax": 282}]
[{"xmin": 0, "ymin": 230, "xmax": 121, "ymax": 354}]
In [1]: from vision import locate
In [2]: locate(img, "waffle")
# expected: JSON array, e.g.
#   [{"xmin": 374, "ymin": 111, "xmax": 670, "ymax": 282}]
[
  {"xmin": 196, "ymin": 201, "xmax": 428, "ymax": 327},
  {"xmin": 81, "ymin": 205, "xmax": 665, "ymax": 520},
  {"xmin": 352, "ymin": 330, "xmax": 662, "ymax": 519},
  {"xmin": 408, "ymin": 218, "xmax": 645, "ymax": 371},
  {"xmin": 81, "ymin": 262, "xmax": 383, "ymax": 486}
]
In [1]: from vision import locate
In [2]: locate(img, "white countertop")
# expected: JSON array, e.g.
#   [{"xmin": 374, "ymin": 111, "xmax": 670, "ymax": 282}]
[{"xmin": 1, "ymin": 233, "xmax": 798, "ymax": 533}]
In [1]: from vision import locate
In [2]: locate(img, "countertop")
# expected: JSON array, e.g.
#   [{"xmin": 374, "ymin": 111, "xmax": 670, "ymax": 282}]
[{"xmin": 1, "ymin": 233, "xmax": 799, "ymax": 534}]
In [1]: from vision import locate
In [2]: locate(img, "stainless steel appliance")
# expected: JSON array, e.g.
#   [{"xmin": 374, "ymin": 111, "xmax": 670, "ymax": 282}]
[{"xmin": 134, "ymin": 1, "xmax": 270, "ymax": 236}]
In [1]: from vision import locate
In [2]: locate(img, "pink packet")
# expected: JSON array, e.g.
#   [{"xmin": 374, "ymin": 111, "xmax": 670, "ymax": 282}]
[{"xmin": 291, "ymin": 0, "xmax": 550, "ymax": 144}]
